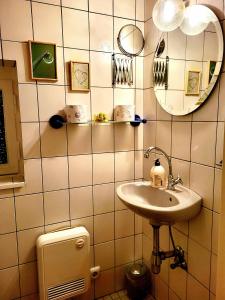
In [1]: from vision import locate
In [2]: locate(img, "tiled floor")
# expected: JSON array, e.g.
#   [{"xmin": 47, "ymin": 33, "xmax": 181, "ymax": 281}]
[{"xmin": 97, "ymin": 290, "xmax": 154, "ymax": 300}]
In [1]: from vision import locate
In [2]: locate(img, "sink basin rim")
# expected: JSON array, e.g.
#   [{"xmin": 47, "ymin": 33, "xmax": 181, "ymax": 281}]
[{"xmin": 116, "ymin": 181, "xmax": 202, "ymax": 222}]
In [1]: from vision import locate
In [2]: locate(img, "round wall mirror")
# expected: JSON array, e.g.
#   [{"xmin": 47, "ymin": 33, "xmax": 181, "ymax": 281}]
[
  {"xmin": 117, "ymin": 24, "xmax": 145, "ymax": 57},
  {"xmin": 153, "ymin": 5, "xmax": 224, "ymax": 116}
]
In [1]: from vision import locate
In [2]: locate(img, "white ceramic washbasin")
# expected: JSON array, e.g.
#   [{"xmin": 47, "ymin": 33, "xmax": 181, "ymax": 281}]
[{"xmin": 117, "ymin": 181, "xmax": 202, "ymax": 225}]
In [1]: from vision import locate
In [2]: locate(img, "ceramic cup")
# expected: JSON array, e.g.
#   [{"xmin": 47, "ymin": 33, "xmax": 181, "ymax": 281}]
[
  {"xmin": 114, "ymin": 105, "xmax": 135, "ymax": 122},
  {"xmin": 65, "ymin": 105, "xmax": 88, "ymax": 123}
]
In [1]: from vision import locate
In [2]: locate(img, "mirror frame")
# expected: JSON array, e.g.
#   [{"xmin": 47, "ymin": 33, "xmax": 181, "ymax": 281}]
[
  {"xmin": 153, "ymin": 6, "xmax": 224, "ymax": 116},
  {"xmin": 117, "ymin": 24, "xmax": 145, "ymax": 57}
]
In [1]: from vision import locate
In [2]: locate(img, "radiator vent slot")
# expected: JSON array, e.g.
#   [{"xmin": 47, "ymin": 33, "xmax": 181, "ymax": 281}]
[{"xmin": 48, "ymin": 278, "xmax": 85, "ymax": 300}]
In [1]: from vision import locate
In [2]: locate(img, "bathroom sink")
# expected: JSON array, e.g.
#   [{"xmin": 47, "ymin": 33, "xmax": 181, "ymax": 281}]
[{"xmin": 116, "ymin": 181, "xmax": 202, "ymax": 225}]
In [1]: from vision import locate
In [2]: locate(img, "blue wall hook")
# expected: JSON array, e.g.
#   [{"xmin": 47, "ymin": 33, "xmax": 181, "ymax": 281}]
[
  {"xmin": 130, "ymin": 114, "xmax": 147, "ymax": 127},
  {"xmin": 49, "ymin": 115, "xmax": 65, "ymax": 129}
]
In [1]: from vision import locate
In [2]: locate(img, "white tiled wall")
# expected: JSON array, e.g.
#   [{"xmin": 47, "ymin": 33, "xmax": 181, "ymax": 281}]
[
  {"xmin": 0, "ymin": 0, "xmax": 144, "ymax": 299},
  {"xmin": 1, "ymin": 1, "xmax": 223, "ymax": 299},
  {"xmin": 143, "ymin": 0, "xmax": 224, "ymax": 299}
]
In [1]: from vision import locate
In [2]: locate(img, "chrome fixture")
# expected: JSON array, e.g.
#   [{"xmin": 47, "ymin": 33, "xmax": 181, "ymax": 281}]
[
  {"xmin": 117, "ymin": 24, "xmax": 145, "ymax": 57},
  {"xmin": 112, "ymin": 54, "xmax": 133, "ymax": 86},
  {"xmin": 144, "ymin": 146, "xmax": 183, "ymax": 190},
  {"xmin": 144, "ymin": 146, "xmax": 186, "ymax": 274},
  {"xmin": 151, "ymin": 225, "xmax": 187, "ymax": 274},
  {"xmin": 153, "ymin": 56, "xmax": 169, "ymax": 90}
]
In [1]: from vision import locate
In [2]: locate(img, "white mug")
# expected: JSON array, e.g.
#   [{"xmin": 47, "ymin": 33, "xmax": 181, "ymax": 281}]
[
  {"xmin": 65, "ymin": 105, "xmax": 88, "ymax": 123},
  {"xmin": 114, "ymin": 105, "xmax": 135, "ymax": 122}
]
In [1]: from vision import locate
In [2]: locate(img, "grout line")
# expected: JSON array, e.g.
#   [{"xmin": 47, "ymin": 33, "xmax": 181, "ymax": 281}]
[
  {"xmin": 87, "ymin": 1, "xmax": 96, "ymax": 295},
  {"xmin": 59, "ymin": 0, "xmax": 72, "ymax": 232},
  {"xmin": 13, "ymin": 180, "xmax": 221, "ymax": 214},
  {"xmin": 0, "ymin": 38, "xmax": 145, "ymax": 59},
  {"xmin": 12, "ymin": 2, "xmax": 34, "ymax": 298},
  {"xmin": 29, "ymin": 0, "xmax": 145, "ymax": 22},
  {"xmin": 112, "ymin": 0, "xmax": 117, "ymax": 292},
  {"xmin": 87, "ymin": 0, "xmax": 97, "ymax": 296},
  {"xmin": 17, "ymin": 82, "xmax": 142, "ymax": 90},
  {"xmin": 0, "ymin": 25, "xmax": 4, "ymax": 61},
  {"xmin": 12, "ymin": 186, "xmax": 21, "ymax": 298},
  {"xmin": 36, "ymin": 82, "xmax": 45, "ymax": 235}
]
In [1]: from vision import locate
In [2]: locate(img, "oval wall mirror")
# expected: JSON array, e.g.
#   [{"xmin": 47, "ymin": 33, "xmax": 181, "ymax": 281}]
[
  {"xmin": 153, "ymin": 5, "xmax": 224, "ymax": 116},
  {"xmin": 117, "ymin": 24, "xmax": 145, "ymax": 57}
]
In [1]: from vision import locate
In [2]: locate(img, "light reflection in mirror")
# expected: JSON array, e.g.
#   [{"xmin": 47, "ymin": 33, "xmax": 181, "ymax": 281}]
[{"xmin": 153, "ymin": 6, "xmax": 223, "ymax": 116}]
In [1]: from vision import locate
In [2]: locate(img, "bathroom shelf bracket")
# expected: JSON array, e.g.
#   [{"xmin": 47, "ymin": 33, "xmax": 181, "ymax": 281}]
[{"xmin": 49, "ymin": 114, "xmax": 147, "ymax": 129}]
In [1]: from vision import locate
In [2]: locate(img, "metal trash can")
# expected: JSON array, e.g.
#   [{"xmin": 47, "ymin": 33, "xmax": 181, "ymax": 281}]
[{"xmin": 125, "ymin": 263, "xmax": 151, "ymax": 300}]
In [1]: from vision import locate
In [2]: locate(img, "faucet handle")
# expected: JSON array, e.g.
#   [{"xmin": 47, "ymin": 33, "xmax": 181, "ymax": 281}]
[
  {"xmin": 144, "ymin": 151, "xmax": 149, "ymax": 158},
  {"xmin": 176, "ymin": 175, "xmax": 183, "ymax": 185}
]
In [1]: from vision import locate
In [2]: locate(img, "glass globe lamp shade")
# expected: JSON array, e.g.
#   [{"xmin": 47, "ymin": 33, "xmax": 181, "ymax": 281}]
[
  {"xmin": 180, "ymin": 5, "xmax": 217, "ymax": 36},
  {"xmin": 153, "ymin": 0, "xmax": 185, "ymax": 32}
]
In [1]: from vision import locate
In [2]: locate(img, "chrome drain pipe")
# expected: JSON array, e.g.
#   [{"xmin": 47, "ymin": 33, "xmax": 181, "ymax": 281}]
[
  {"xmin": 151, "ymin": 225, "xmax": 161, "ymax": 274},
  {"xmin": 151, "ymin": 225, "xmax": 187, "ymax": 274}
]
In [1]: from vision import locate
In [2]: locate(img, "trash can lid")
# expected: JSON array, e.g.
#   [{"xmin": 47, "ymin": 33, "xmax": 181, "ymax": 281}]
[{"xmin": 127, "ymin": 263, "xmax": 147, "ymax": 278}]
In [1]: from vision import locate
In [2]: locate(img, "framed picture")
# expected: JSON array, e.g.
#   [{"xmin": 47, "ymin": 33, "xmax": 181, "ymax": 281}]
[
  {"xmin": 185, "ymin": 70, "xmax": 201, "ymax": 96},
  {"xmin": 70, "ymin": 61, "xmax": 90, "ymax": 92},
  {"xmin": 28, "ymin": 41, "xmax": 57, "ymax": 81},
  {"xmin": 207, "ymin": 60, "xmax": 216, "ymax": 84}
]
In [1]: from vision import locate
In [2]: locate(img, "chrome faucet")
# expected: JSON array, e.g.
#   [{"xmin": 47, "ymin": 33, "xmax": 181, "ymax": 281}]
[{"xmin": 144, "ymin": 146, "xmax": 183, "ymax": 190}]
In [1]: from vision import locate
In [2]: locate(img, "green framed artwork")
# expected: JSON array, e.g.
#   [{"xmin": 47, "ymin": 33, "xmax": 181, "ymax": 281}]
[{"xmin": 29, "ymin": 41, "xmax": 57, "ymax": 81}]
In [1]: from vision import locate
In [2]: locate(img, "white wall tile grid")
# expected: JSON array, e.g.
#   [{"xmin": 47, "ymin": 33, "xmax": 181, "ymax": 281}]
[{"xmin": 0, "ymin": 0, "xmax": 145, "ymax": 299}]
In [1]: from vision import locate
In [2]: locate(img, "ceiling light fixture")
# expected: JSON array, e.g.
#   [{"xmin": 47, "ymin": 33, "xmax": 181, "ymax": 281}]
[
  {"xmin": 152, "ymin": 0, "xmax": 185, "ymax": 32},
  {"xmin": 180, "ymin": 4, "xmax": 217, "ymax": 36}
]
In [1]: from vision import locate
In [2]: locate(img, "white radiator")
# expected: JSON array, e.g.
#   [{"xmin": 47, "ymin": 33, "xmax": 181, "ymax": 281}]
[{"xmin": 37, "ymin": 226, "xmax": 90, "ymax": 300}]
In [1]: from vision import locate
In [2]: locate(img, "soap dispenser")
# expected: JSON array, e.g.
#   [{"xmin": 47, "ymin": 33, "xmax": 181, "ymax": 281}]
[{"xmin": 150, "ymin": 159, "xmax": 166, "ymax": 188}]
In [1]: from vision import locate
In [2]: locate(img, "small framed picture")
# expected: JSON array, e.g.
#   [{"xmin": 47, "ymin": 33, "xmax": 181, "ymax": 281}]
[
  {"xmin": 28, "ymin": 41, "xmax": 57, "ymax": 81},
  {"xmin": 70, "ymin": 61, "xmax": 90, "ymax": 92},
  {"xmin": 185, "ymin": 70, "xmax": 201, "ymax": 96}
]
